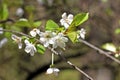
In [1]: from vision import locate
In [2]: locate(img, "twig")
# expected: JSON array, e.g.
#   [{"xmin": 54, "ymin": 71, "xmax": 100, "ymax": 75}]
[
  {"xmin": 79, "ymin": 38, "xmax": 120, "ymax": 64},
  {"xmin": 0, "ymin": 29, "xmax": 31, "ymax": 38},
  {"xmin": 48, "ymin": 47, "xmax": 94, "ymax": 80},
  {"xmin": 0, "ymin": 18, "xmax": 14, "ymax": 23}
]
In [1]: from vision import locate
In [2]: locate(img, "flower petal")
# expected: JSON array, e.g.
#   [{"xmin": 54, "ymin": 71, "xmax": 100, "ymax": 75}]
[
  {"xmin": 80, "ymin": 28, "xmax": 86, "ymax": 39},
  {"xmin": 46, "ymin": 68, "xmax": 53, "ymax": 74},
  {"xmin": 68, "ymin": 14, "xmax": 73, "ymax": 20},
  {"xmin": 44, "ymin": 42, "xmax": 49, "ymax": 47},
  {"xmin": 53, "ymin": 68, "xmax": 60, "ymax": 72},
  {"xmin": 30, "ymin": 48, "xmax": 35, "ymax": 56},
  {"xmin": 25, "ymin": 45, "xmax": 31, "ymax": 53},
  {"xmin": 62, "ymin": 12, "xmax": 67, "ymax": 19},
  {"xmin": 18, "ymin": 43, "xmax": 22, "ymax": 49},
  {"xmin": 0, "ymin": 27, "xmax": 3, "ymax": 34},
  {"xmin": 11, "ymin": 34, "xmax": 18, "ymax": 41},
  {"xmin": 30, "ymin": 31, "xmax": 36, "ymax": 37},
  {"xmin": 24, "ymin": 39, "xmax": 30, "ymax": 45},
  {"xmin": 63, "ymin": 23, "xmax": 69, "ymax": 29}
]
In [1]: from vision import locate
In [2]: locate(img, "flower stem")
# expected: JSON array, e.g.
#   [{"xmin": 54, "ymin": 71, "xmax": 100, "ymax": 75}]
[{"xmin": 52, "ymin": 53, "xmax": 54, "ymax": 66}]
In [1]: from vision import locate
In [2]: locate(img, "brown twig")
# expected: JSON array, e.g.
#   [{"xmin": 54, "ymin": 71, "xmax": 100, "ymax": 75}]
[
  {"xmin": 48, "ymin": 47, "xmax": 94, "ymax": 80},
  {"xmin": 0, "ymin": 29, "xmax": 31, "ymax": 38},
  {"xmin": 79, "ymin": 38, "xmax": 120, "ymax": 64},
  {"xmin": 0, "ymin": 18, "xmax": 14, "ymax": 23}
]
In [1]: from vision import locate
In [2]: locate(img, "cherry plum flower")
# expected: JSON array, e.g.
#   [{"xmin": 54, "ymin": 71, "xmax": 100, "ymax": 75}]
[
  {"xmin": 46, "ymin": 68, "xmax": 60, "ymax": 75},
  {"xmin": 11, "ymin": 34, "xmax": 22, "ymax": 49},
  {"xmin": 0, "ymin": 27, "xmax": 3, "ymax": 34},
  {"xmin": 30, "ymin": 28, "xmax": 40, "ymax": 37},
  {"xmin": 60, "ymin": 12, "xmax": 73, "ymax": 29},
  {"xmin": 0, "ymin": 38, "xmax": 8, "ymax": 48},
  {"xmin": 39, "ymin": 31, "xmax": 56, "ymax": 47},
  {"xmin": 16, "ymin": 8, "xmax": 24, "ymax": 17},
  {"xmin": 77, "ymin": 28, "xmax": 86, "ymax": 39},
  {"xmin": 24, "ymin": 39, "xmax": 37, "ymax": 56},
  {"xmin": 51, "ymin": 33, "xmax": 68, "ymax": 49}
]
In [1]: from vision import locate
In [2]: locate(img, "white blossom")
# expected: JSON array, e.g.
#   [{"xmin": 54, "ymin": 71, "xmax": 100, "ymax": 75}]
[
  {"xmin": 16, "ymin": 8, "xmax": 24, "ymax": 17},
  {"xmin": 24, "ymin": 39, "xmax": 37, "ymax": 56},
  {"xmin": 46, "ymin": 68, "xmax": 60, "ymax": 75},
  {"xmin": 11, "ymin": 34, "xmax": 22, "ymax": 49},
  {"xmin": 0, "ymin": 27, "xmax": 3, "ymax": 34},
  {"xmin": 77, "ymin": 28, "xmax": 86, "ymax": 39},
  {"xmin": 51, "ymin": 33, "xmax": 68, "ymax": 49},
  {"xmin": 0, "ymin": 38, "xmax": 8, "ymax": 48},
  {"xmin": 19, "ymin": 18, "xmax": 28, "ymax": 21},
  {"xmin": 115, "ymin": 54, "xmax": 120, "ymax": 57},
  {"xmin": 37, "ymin": 0, "xmax": 44, "ymax": 5},
  {"xmin": 60, "ymin": 12, "xmax": 73, "ymax": 29},
  {"xmin": 30, "ymin": 28, "xmax": 40, "ymax": 37},
  {"xmin": 39, "ymin": 31, "xmax": 56, "ymax": 47}
]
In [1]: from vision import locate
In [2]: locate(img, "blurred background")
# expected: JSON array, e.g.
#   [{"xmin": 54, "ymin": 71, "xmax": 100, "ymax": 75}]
[{"xmin": 0, "ymin": 0, "xmax": 120, "ymax": 80}]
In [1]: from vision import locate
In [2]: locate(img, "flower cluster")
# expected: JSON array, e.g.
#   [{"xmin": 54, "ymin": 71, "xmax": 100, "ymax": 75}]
[
  {"xmin": 11, "ymin": 12, "xmax": 86, "ymax": 56},
  {"xmin": 11, "ymin": 12, "xmax": 86, "ymax": 75}
]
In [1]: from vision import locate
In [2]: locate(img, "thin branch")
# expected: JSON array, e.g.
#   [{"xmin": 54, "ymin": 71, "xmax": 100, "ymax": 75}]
[
  {"xmin": 0, "ymin": 29, "xmax": 31, "ymax": 38},
  {"xmin": 0, "ymin": 18, "xmax": 14, "ymax": 23},
  {"xmin": 48, "ymin": 47, "xmax": 94, "ymax": 80},
  {"xmin": 79, "ymin": 38, "xmax": 120, "ymax": 64}
]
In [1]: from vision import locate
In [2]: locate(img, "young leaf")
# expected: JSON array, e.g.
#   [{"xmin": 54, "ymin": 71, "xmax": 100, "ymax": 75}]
[
  {"xmin": 102, "ymin": 43, "xmax": 116, "ymax": 52},
  {"xmin": 73, "ymin": 13, "xmax": 89, "ymax": 26},
  {"xmin": 14, "ymin": 19, "xmax": 31, "ymax": 27},
  {"xmin": 0, "ymin": 4, "xmax": 9, "ymax": 20},
  {"xmin": 67, "ymin": 13, "xmax": 89, "ymax": 32},
  {"xmin": 36, "ymin": 44, "xmax": 46, "ymax": 54},
  {"xmin": 45, "ymin": 20, "xmax": 59, "ymax": 31},
  {"xmin": 33, "ymin": 21, "xmax": 41, "ymax": 27},
  {"xmin": 67, "ymin": 31, "xmax": 77, "ymax": 43},
  {"xmin": 115, "ymin": 28, "xmax": 120, "ymax": 34}
]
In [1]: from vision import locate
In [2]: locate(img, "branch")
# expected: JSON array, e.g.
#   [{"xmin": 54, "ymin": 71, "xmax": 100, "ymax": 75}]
[
  {"xmin": 1, "ymin": 29, "xmax": 31, "ymax": 38},
  {"xmin": 0, "ymin": 18, "xmax": 14, "ymax": 23},
  {"xmin": 79, "ymin": 39, "xmax": 120, "ymax": 64},
  {"xmin": 48, "ymin": 47, "xmax": 94, "ymax": 80},
  {"xmin": 0, "ymin": 29, "xmax": 94, "ymax": 80},
  {"xmin": 26, "ymin": 50, "xmax": 86, "ymax": 79}
]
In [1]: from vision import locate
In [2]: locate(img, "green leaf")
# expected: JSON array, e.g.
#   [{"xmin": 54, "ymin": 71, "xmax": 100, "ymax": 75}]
[
  {"xmin": 73, "ymin": 13, "xmax": 89, "ymax": 26},
  {"xmin": 67, "ymin": 31, "xmax": 77, "ymax": 43},
  {"xmin": 33, "ymin": 21, "xmax": 41, "ymax": 27},
  {"xmin": 115, "ymin": 28, "xmax": 120, "ymax": 34},
  {"xmin": 14, "ymin": 19, "xmax": 31, "ymax": 27},
  {"xmin": 0, "ymin": 4, "xmax": 9, "ymax": 20},
  {"xmin": 36, "ymin": 44, "xmax": 46, "ymax": 54},
  {"xmin": 102, "ymin": 43, "xmax": 116, "ymax": 52},
  {"xmin": 4, "ymin": 32, "xmax": 11, "ymax": 38},
  {"xmin": 21, "ymin": 36, "xmax": 28, "ymax": 40},
  {"xmin": 67, "ymin": 13, "xmax": 89, "ymax": 32},
  {"xmin": 45, "ymin": 20, "xmax": 59, "ymax": 31}
]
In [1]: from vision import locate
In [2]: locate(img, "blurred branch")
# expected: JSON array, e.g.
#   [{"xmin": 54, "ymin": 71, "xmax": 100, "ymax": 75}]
[
  {"xmin": 48, "ymin": 47, "xmax": 94, "ymax": 80},
  {"xmin": 1, "ymin": 29, "xmax": 31, "ymax": 38},
  {"xmin": 79, "ymin": 39, "xmax": 120, "ymax": 64},
  {"xmin": 0, "ymin": 18, "xmax": 15, "ymax": 23}
]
